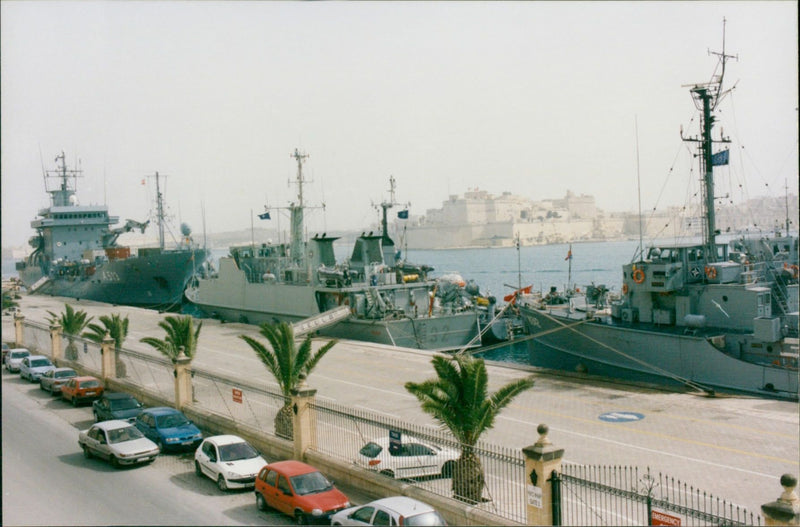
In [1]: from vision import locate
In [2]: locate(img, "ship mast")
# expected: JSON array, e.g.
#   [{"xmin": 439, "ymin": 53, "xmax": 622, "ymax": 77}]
[
  {"xmin": 681, "ymin": 18, "xmax": 736, "ymax": 263},
  {"xmin": 289, "ymin": 149, "xmax": 309, "ymax": 265},
  {"xmin": 48, "ymin": 151, "xmax": 81, "ymax": 207},
  {"xmin": 154, "ymin": 171, "xmax": 166, "ymax": 250}
]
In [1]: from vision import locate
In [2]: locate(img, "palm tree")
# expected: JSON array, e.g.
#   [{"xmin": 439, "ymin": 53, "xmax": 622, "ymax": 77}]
[
  {"xmin": 83, "ymin": 313, "xmax": 129, "ymax": 377},
  {"xmin": 240, "ymin": 322, "xmax": 337, "ymax": 440},
  {"xmin": 405, "ymin": 354, "xmax": 535, "ymax": 503},
  {"xmin": 140, "ymin": 315, "xmax": 202, "ymax": 361},
  {"xmin": 46, "ymin": 304, "xmax": 93, "ymax": 360}
]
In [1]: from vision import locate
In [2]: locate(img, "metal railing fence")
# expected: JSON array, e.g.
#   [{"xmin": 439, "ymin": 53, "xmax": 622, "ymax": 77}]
[
  {"xmin": 21, "ymin": 320, "xmax": 51, "ymax": 356},
  {"xmin": 116, "ymin": 347, "xmax": 175, "ymax": 403},
  {"xmin": 556, "ymin": 464, "xmax": 762, "ymax": 526},
  {"xmin": 309, "ymin": 399, "xmax": 527, "ymax": 524},
  {"xmin": 61, "ymin": 333, "xmax": 103, "ymax": 376}
]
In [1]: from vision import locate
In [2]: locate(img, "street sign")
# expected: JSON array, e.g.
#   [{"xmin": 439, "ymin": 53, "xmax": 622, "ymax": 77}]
[
  {"xmin": 526, "ymin": 484, "xmax": 543, "ymax": 508},
  {"xmin": 232, "ymin": 388, "xmax": 243, "ymax": 404},
  {"xmin": 652, "ymin": 509, "xmax": 681, "ymax": 526}
]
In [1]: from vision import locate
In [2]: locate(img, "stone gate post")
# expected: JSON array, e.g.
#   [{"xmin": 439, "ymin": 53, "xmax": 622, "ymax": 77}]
[
  {"xmin": 291, "ymin": 374, "xmax": 318, "ymax": 461},
  {"xmin": 49, "ymin": 323, "xmax": 63, "ymax": 362},
  {"xmin": 173, "ymin": 347, "xmax": 193, "ymax": 410},
  {"xmin": 762, "ymin": 474, "xmax": 800, "ymax": 526},
  {"xmin": 14, "ymin": 313, "xmax": 25, "ymax": 347},
  {"xmin": 523, "ymin": 424, "xmax": 565, "ymax": 526},
  {"xmin": 100, "ymin": 333, "xmax": 116, "ymax": 381}
]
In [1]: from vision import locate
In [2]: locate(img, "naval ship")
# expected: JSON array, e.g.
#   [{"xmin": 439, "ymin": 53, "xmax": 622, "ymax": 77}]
[
  {"xmin": 16, "ymin": 152, "xmax": 208, "ymax": 310},
  {"xmin": 517, "ymin": 25, "xmax": 799, "ymax": 400},
  {"xmin": 186, "ymin": 150, "xmax": 482, "ymax": 351}
]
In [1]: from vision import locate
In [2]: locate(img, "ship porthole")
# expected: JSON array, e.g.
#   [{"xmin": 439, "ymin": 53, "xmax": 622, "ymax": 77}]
[{"xmin": 722, "ymin": 295, "xmax": 728, "ymax": 302}]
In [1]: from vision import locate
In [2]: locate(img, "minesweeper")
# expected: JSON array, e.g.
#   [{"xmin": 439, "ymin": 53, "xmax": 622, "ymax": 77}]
[
  {"xmin": 16, "ymin": 152, "xmax": 208, "ymax": 310},
  {"xmin": 186, "ymin": 150, "xmax": 482, "ymax": 351},
  {"xmin": 517, "ymin": 25, "xmax": 798, "ymax": 400}
]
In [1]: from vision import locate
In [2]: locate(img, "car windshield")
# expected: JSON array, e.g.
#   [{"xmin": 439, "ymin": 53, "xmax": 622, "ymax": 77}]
[
  {"xmin": 110, "ymin": 398, "xmax": 141, "ymax": 410},
  {"xmin": 81, "ymin": 380, "xmax": 101, "ymax": 388},
  {"xmin": 157, "ymin": 413, "xmax": 190, "ymax": 428},
  {"xmin": 56, "ymin": 370, "xmax": 77, "ymax": 378},
  {"xmin": 359, "ymin": 442, "xmax": 382, "ymax": 458},
  {"xmin": 31, "ymin": 359, "xmax": 52, "ymax": 367},
  {"xmin": 405, "ymin": 511, "xmax": 447, "ymax": 526},
  {"xmin": 107, "ymin": 426, "xmax": 145, "ymax": 444},
  {"xmin": 290, "ymin": 471, "xmax": 333, "ymax": 496},
  {"xmin": 218, "ymin": 442, "xmax": 259, "ymax": 462}
]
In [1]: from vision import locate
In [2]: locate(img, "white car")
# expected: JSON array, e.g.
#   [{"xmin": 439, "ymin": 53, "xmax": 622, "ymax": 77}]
[
  {"xmin": 4, "ymin": 348, "xmax": 30, "ymax": 373},
  {"xmin": 194, "ymin": 435, "xmax": 267, "ymax": 490},
  {"xmin": 19, "ymin": 355, "xmax": 55, "ymax": 382},
  {"xmin": 331, "ymin": 496, "xmax": 447, "ymax": 526},
  {"xmin": 79, "ymin": 420, "xmax": 160, "ymax": 468},
  {"xmin": 355, "ymin": 436, "xmax": 459, "ymax": 480}
]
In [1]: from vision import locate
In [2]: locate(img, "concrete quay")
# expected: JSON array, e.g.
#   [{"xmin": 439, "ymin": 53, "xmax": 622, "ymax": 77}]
[{"xmin": 3, "ymin": 292, "xmax": 798, "ymax": 517}]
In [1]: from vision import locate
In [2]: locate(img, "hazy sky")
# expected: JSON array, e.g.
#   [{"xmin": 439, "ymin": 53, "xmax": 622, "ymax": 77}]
[{"xmin": 2, "ymin": 1, "xmax": 797, "ymax": 248}]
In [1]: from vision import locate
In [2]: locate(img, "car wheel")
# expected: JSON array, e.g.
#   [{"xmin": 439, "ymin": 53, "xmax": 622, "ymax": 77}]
[
  {"xmin": 111, "ymin": 456, "xmax": 121, "ymax": 469},
  {"xmin": 39, "ymin": 382, "xmax": 45, "ymax": 391},
  {"xmin": 294, "ymin": 511, "xmax": 309, "ymax": 525},
  {"xmin": 71, "ymin": 396, "xmax": 78, "ymax": 407},
  {"xmin": 255, "ymin": 492, "xmax": 267, "ymax": 511},
  {"xmin": 441, "ymin": 460, "xmax": 455, "ymax": 478},
  {"xmin": 379, "ymin": 469, "xmax": 395, "ymax": 479},
  {"xmin": 157, "ymin": 439, "xmax": 165, "ymax": 452},
  {"xmin": 217, "ymin": 475, "xmax": 228, "ymax": 492},
  {"xmin": 194, "ymin": 460, "xmax": 203, "ymax": 477},
  {"xmin": 82, "ymin": 444, "xmax": 92, "ymax": 459}
]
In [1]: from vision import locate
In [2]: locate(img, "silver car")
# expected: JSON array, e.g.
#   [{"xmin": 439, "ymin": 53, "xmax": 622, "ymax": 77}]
[
  {"xmin": 78, "ymin": 420, "xmax": 160, "ymax": 468},
  {"xmin": 39, "ymin": 367, "xmax": 78, "ymax": 394},
  {"xmin": 4, "ymin": 348, "xmax": 30, "ymax": 373},
  {"xmin": 19, "ymin": 355, "xmax": 55, "ymax": 382},
  {"xmin": 331, "ymin": 496, "xmax": 447, "ymax": 526}
]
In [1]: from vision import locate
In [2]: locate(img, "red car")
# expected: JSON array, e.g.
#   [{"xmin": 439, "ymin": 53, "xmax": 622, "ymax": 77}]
[
  {"xmin": 61, "ymin": 376, "xmax": 104, "ymax": 407},
  {"xmin": 254, "ymin": 460, "xmax": 350, "ymax": 524}
]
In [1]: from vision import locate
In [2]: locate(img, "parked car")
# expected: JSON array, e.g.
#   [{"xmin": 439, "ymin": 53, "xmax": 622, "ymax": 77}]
[
  {"xmin": 194, "ymin": 435, "xmax": 267, "ymax": 490},
  {"xmin": 93, "ymin": 392, "xmax": 144, "ymax": 423},
  {"xmin": 39, "ymin": 367, "xmax": 78, "ymax": 394},
  {"xmin": 254, "ymin": 460, "xmax": 351, "ymax": 525},
  {"xmin": 4, "ymin": 348, "xmax": 30, "ymax": 373},
  {"xmin": 78, "ymin": 420, "xmax": 160, "ymax": 468},
  {"xmin": 19, "ymin": 355, "xmax": 55, "ymax": 382},
  {"xmin": 134, "ymin": 407, "xmax": 203, "ymax": 452},
  {"xmin": 331, "ymin": 496, "xmax": 447, "ymax": 526},
  {"xmin": 355, "ymin": 436, "xmax": 459, "ymax": 480},
  {"xmin": 61, "ymin": 376, "xmax": 104, "ymax": 406}
]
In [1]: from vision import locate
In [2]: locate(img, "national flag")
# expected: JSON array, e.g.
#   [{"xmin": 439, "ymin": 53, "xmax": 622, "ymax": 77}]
[
  {"xmin": 397, "ymin": 209, "xmax": 409, "ymax": 219},
  {"xmin": 258, "ymin": 211, "xmax": 271, "ymax": 220},
  {"xmin": 711, "ymin": 149, "xmax": 729, "ymax": 166},
  {"xmin": 565, "ymin": 249, "xmax": 572, "ymax": 261}
]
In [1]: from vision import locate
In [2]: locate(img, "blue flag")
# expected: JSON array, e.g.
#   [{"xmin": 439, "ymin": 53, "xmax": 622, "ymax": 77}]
[
  {"xmin": 397, "ymin": 210, "xmax": 409, "ymax": 219},
  {"xmin": 711, "ymin": 149, "xmax": 729, "ymax": 166},
  {"xmin": 258, "ymin": 212, "xmax": 271, "ymax": 220}
]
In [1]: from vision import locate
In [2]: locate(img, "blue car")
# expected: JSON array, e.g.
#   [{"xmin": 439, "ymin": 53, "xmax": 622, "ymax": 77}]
[{"xmin": 134, "ymin": 407, "xmax": 203, "ymax": 452}]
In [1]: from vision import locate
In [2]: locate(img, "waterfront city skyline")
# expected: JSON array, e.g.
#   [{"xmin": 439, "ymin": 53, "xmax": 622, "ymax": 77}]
[{"xmin": 2, "ymin": 2, "xmax": 797, "ymax": 249}]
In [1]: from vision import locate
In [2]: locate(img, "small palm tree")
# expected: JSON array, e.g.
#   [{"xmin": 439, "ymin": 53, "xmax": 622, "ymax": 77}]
[
  {"xmin": 140, "ymin": 315, "xmax": 202, "ymax": 362},
  {"xmin": 240, "ymin": 322, "xmax": 337, "ymax": 440},
  {"xmin": 83, "ymin": 313, "xmax": 129, "ymax": 377},
  {"xmin": 405, "ymin": 354, "xmax": 534, "ymax": 503},
  {"xmin": 46, "ymin": 304, "xmax": 93, "ymax": 360}
]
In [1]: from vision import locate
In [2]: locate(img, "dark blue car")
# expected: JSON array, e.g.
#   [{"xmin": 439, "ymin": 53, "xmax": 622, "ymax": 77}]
[{"xmin": 134, "ymin": 407, "xmax": 203, "ymax": 452}]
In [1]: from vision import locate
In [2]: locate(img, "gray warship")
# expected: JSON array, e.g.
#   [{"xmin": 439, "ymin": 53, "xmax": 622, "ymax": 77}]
[
  {"xmin": 517, "ymin": 26, "xmax": 799, "ymax": 400},
  {"xmin": 16, "ymin": 152, "xmax": 208, "ymax": 310},
  {"xmin": 186, "ymin": 150, "xmax": 482, "ymax": 351}
]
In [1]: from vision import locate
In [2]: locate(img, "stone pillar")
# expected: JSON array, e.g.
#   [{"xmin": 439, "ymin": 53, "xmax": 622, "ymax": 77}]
[
  {"xmin": 14, "ymin": 313, "xmax": 25, "ymax": 347},
  {"xmin": 522, "ymin": 424, "xmax": 565, "ymax": 526},
  {"xmin": 50, "ymin": 324, "xmax": 63, "ymax": 362},
  {"xmin": 173, "ymin": 347, "xmax": 193, "ymax": 410},
  {"xmin": 762, "ymin": 474, "xmax": 800, "ymax": 526},
  {"xmin": 291, "ymin": 374, "xmax": 318, "ymax": 461},
  {"xmin": 100, "ymin": 333, "xmax": 116, "ymax": 381}
]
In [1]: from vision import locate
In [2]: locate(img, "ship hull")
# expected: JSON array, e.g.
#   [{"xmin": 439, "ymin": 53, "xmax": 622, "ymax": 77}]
[
  {"xmin": 518, "ymin": 305, "xmax": 798, "ymax": 400},
  {"xmin": 18, "ymin": 249, "xmax": 206, "ymax": 310},
  {"xmin": 186, "ymin": 268, "xmax": 481, "ymax": 351}
]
